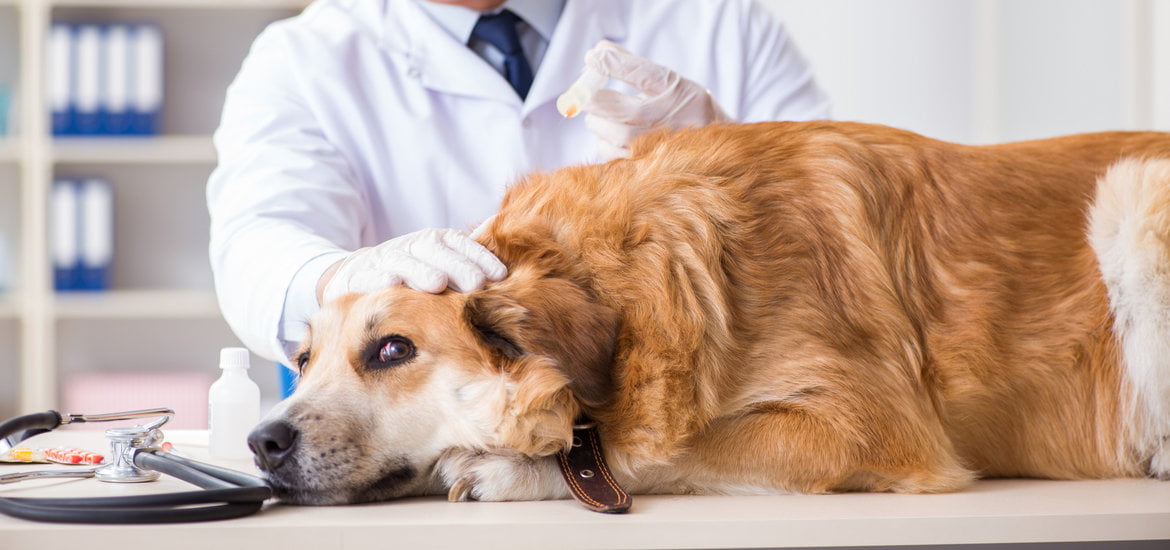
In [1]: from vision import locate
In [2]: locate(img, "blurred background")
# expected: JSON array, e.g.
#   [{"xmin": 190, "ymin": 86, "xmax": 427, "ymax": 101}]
[{"xmin": 767, "ymin": 0, "xmax": 1170, "ymax": 143}]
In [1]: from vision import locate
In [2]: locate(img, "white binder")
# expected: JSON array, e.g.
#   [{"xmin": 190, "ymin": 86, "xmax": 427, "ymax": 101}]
[
  {"xmin": 79, "ymin": 177, "xmax": 114, "ymax": 290},
  {"xmin": 103, "ymin": 24, "xmax": 132, "ymax": 134},
  {"xmin": 73, "ymin": 24, "xmax": 103, "ymax": 135},
  {"xmin": 51, "ymin": 179, "xmax": 80, "ymax": 290},
  {"xmin": 49, "ymin": 22, "xmax": 164, "ymax": 135},
  {"xmin": 48, "ymin": 23, "xmax": 74, "ymax": 135},
  {"xmin": 131, "ymin": 24, "xmax": 163, "ymax": 134}
]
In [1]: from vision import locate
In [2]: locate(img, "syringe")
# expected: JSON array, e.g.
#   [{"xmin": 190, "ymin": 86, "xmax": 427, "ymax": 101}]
[{"xmin": 556, "ymin": 67, "xmax": 607, "ymax": 118}]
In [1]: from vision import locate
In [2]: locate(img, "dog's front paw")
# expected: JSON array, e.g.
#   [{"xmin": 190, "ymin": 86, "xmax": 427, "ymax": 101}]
[
  {"xmin": 438, "ymin": 448, "xmax": 567, "ymax": 502},
  {"xmin": 1150, "ymin": 438, "xmax": 1170, "ymax": 480}
]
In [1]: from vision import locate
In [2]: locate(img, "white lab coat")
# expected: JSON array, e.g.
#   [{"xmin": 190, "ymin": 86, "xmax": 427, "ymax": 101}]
[{"xmin": 207, "ymin": 0, "xmax": 830, "ymax": 363}]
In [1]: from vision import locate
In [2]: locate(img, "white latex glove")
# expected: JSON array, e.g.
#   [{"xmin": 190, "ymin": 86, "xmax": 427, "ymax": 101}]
[
  {"xmin": 578, "ymin": 40, "xmax": 732, "ymax": 158},
  {"xmin": 321, "ymin": 228, "xmax": 507, "ymax": 304}
]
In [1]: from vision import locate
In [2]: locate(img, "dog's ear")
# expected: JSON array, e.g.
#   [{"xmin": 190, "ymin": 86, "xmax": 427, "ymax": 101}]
[{"xmin": 464, "ymin": 272, "xmax": 619, "ymax": 408}]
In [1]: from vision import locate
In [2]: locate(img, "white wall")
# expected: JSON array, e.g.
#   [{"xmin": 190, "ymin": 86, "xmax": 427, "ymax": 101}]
[
  {"xmin": 764, "ymin": 0, "xmax": 980, "ymax": 143},
  {"xmin": 1154, "ymin": 0, "xmax": 1170, "ymax": 130},
  {"xmin": 761, "ymin": 0, "xmax": 1168, "ymax": 144},
  {"xmin": 994, "ymin": 0, "xmax": 1128, "ymax": 142}
]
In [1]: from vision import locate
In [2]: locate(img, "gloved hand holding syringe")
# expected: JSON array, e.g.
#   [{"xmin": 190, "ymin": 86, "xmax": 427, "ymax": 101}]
[
  {"xmin": 557, "ymin": 40, "xmax": 732, "ymax": 158},
  {"xmin": 556, "ymin": 66, "xmax": 607, "ymax": 119}
]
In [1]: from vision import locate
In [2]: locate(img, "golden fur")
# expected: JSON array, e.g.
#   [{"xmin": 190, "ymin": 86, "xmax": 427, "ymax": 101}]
[{"xmin": 253, "ymin": 121, "xmax": 1170, "ymax": 504}]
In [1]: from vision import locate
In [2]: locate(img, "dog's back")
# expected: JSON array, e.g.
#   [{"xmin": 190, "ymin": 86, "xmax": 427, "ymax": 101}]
[{"xmin": 488, "ymin": 122, "xmax": 1170, "ymax": 491}]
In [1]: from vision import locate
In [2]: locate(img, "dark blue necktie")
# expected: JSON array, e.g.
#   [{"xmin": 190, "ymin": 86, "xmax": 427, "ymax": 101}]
[{"xmin": 470, "ymin": 10, "xmax": 534, "ymax": 100}]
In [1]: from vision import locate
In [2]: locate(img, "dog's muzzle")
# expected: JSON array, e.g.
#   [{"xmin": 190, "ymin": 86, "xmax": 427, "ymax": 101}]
[{"xmin": 248, "ymin": 420, "xmax": 298, "ymax": 473}]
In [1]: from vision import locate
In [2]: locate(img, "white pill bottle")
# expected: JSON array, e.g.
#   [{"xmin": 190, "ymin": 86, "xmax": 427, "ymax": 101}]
[{"xmin": 208, "ymin": 347, "xmax": 261, "ymax": 459}]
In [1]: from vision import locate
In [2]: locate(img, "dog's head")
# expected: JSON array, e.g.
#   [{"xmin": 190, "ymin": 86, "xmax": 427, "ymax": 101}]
[{"xmin": 247, "ymin": 266, "xmax": 619, "ymax": 504}]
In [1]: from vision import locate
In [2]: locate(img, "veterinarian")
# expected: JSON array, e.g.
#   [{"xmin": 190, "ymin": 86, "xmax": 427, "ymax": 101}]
[{"xmin": 207, "ymin": 0, "xmax": 830, "ymax": 364}]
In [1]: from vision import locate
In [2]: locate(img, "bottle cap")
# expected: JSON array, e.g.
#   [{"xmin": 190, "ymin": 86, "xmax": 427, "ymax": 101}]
[{"xmin": 219, "ymin": 347, "xmax": 251, "ymax": 370}]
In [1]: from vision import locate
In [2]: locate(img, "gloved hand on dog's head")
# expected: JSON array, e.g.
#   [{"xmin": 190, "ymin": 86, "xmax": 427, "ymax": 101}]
[
  {"xmin": 582, "ymin": 40, "xmax": 732, "ymax": 159},
  {"xmin": 318, "ymin": 228, "xmax": 507, "ymax": 304}
]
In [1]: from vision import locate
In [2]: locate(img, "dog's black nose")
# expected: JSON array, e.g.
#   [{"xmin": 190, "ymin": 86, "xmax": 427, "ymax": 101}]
[{"xmin": 248, "ymin": 420, "xmax": 298, "ymax": 471}]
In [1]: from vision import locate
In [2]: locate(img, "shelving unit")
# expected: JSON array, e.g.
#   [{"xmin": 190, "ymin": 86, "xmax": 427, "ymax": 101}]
[
  {"xmin": 54, "ymin": 289, "xmax": 222, "ymax": 319},
  {"xmin": 53, "ymin": 135, "xmax": 217, "ymax": 164},
  {"xmin": 3, "ymin": 0, "xmax": 311, "ymax": 419},
  {"xmin": 0, "ymin": 0, "xmax": 21, "ymax": 414}
]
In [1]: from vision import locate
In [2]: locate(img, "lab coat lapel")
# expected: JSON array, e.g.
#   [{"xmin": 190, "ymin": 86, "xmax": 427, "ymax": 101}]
[
  {"xmin": 522, "ymin": 0, "xmax": 627, "ymax": 119},
  {"xmin": 384, "ymin": 0, "xmax": 521, "ymax": 107}
]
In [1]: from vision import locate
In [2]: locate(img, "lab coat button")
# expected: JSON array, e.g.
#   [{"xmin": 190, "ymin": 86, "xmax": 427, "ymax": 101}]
[
  {"xmin": 407, "ymin": 67, "xmax": 421, "ymax": 79},
  {"xmin": 521, "ymin": 118, "xmax": 532, "ymax": 129}
]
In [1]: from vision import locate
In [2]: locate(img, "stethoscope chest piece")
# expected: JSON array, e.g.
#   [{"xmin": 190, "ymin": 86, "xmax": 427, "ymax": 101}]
[{"xmin": 94, "ymin": 425, "xmax": 163, "ymax": 483}]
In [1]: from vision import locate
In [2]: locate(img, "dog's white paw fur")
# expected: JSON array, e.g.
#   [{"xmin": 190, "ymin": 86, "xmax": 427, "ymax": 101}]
[
  {"xmin": 1149, "ymin": 438, "xmax": 1170, "ymax": 480},
  {"xmin": 439, "ymin": 449, "xmax": 568, "ymax": 502}
]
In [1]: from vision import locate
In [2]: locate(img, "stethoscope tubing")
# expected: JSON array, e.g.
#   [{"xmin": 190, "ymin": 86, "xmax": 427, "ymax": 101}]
[
  {"xmin": 0, "ymin": 411, "xmax": 62, "ymax": 452},
  {"xmin": 137, "ymin": 450, "xmax": 269, "ymax": 492},
  {"xmin": 0, "ymin": 496, "xmax": 265, "ymax": 524},
  {"xmin": 0, "ymin": 450, "xmax": 271, "ymax": 523},
  {"xmin": 0, "ymin": 409, "xmax": 273, "ymax": 523}
]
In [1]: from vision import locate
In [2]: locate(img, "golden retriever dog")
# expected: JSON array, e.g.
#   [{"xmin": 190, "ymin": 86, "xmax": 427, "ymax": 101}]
[{"xmin": 248, "ymin": 121, "xmax": 1170, "ymax": 507}]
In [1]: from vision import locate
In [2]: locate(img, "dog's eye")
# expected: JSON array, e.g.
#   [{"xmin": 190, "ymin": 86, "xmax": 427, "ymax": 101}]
[
  {"xmin": 295, "ymin": 351, "xmax": 310, "ymax": 373},
  {"xmin": 374, "ymin": 336, "xmax": 415, "ymax": 367}
]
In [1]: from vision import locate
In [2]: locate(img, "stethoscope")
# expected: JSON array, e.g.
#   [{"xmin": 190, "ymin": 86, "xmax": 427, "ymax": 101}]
[{"xmin": 0, "ymin": 407, "xmax": 271, "ymax": 523}]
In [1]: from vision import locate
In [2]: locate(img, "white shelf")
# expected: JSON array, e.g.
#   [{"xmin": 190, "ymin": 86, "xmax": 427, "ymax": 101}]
[
  {"xmin": 9, "ymin": 0, "xmax": 298, "ymax": 413},
  {"xmin": 52, "ymin": 135, "xmax": 216, "ymax": 165},
  {"xmin": 54, "ymin": 289, "xmax": 222, "ymax": 319}
]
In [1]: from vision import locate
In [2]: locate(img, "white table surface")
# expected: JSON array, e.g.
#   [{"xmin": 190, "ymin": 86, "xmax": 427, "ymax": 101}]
[{"xmin": 1, "ymin": 429, "xmax": 1168, "ymax": 549}]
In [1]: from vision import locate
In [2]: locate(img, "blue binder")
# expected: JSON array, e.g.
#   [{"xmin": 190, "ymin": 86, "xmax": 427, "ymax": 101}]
[
  {"xmin": 51, "ymin": 179, "xmax": 81, "ymax": 290},
  {"xmin": 48, "ymin": 22, "xmax": 163, "ymax": 136},
  {"xmin": 72, "ymin": 24, "xmax": 103, "ymax": 136},
  {"xmin": 48, "ymin": 24, "xmax": 75, "ymax": 136},
  {"xmin": 130, "ymin": 24, "xmax": 163, "ymax": 136},
  {"xmin": 51, "ymin": 177, "xmax": 114, "ymax": 292},
  {"xmin": 77, "ymin": 178, "xmax": 114, "ymax": 291}
]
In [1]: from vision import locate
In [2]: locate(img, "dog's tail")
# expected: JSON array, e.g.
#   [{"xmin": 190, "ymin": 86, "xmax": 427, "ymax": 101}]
[{"xmin": 1089, "ymin": 157, "xmax": 1170, "ymax": 478}]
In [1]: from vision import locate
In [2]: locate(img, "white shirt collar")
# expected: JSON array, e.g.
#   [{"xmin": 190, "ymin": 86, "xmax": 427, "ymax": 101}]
[{"xmin": 414, "ymin": 0, "xmax": 565, "ymax": 45}]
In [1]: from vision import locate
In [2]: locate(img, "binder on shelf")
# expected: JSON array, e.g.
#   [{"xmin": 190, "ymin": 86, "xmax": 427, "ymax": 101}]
[
  {"xmin": 79, "ymin": 178, "xmax": 114, "ymax": 291},
  {"xmin": 131, "ymin": 24, "xmax": 163, "ymax": 136},
  {"xmin": 102, "ymin": 24, "xmax": 132, "ymax": 135},
  {"xmin": 51, "ymin": 177, "xmax": 114, "ymax": 292},
  {"xmin": 51, "ymin": 179, "xmax": 81, "ymax": 290},
  {"xmin": 48, "ymin": 24, "xmax": 75, "ymax": 136},
  {"xmin": 48, "ymin": 22, "xmax": 164, "ymax": 136},
  {"xmin": 73, "ymin": 24, "xmax": 102, "ymax": 135}
]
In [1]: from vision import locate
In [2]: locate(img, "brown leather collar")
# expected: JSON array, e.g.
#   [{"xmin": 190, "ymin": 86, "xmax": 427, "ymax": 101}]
[{"xmin": 555, "ymin": 419, "xmax": 632, "ymax": 513}]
